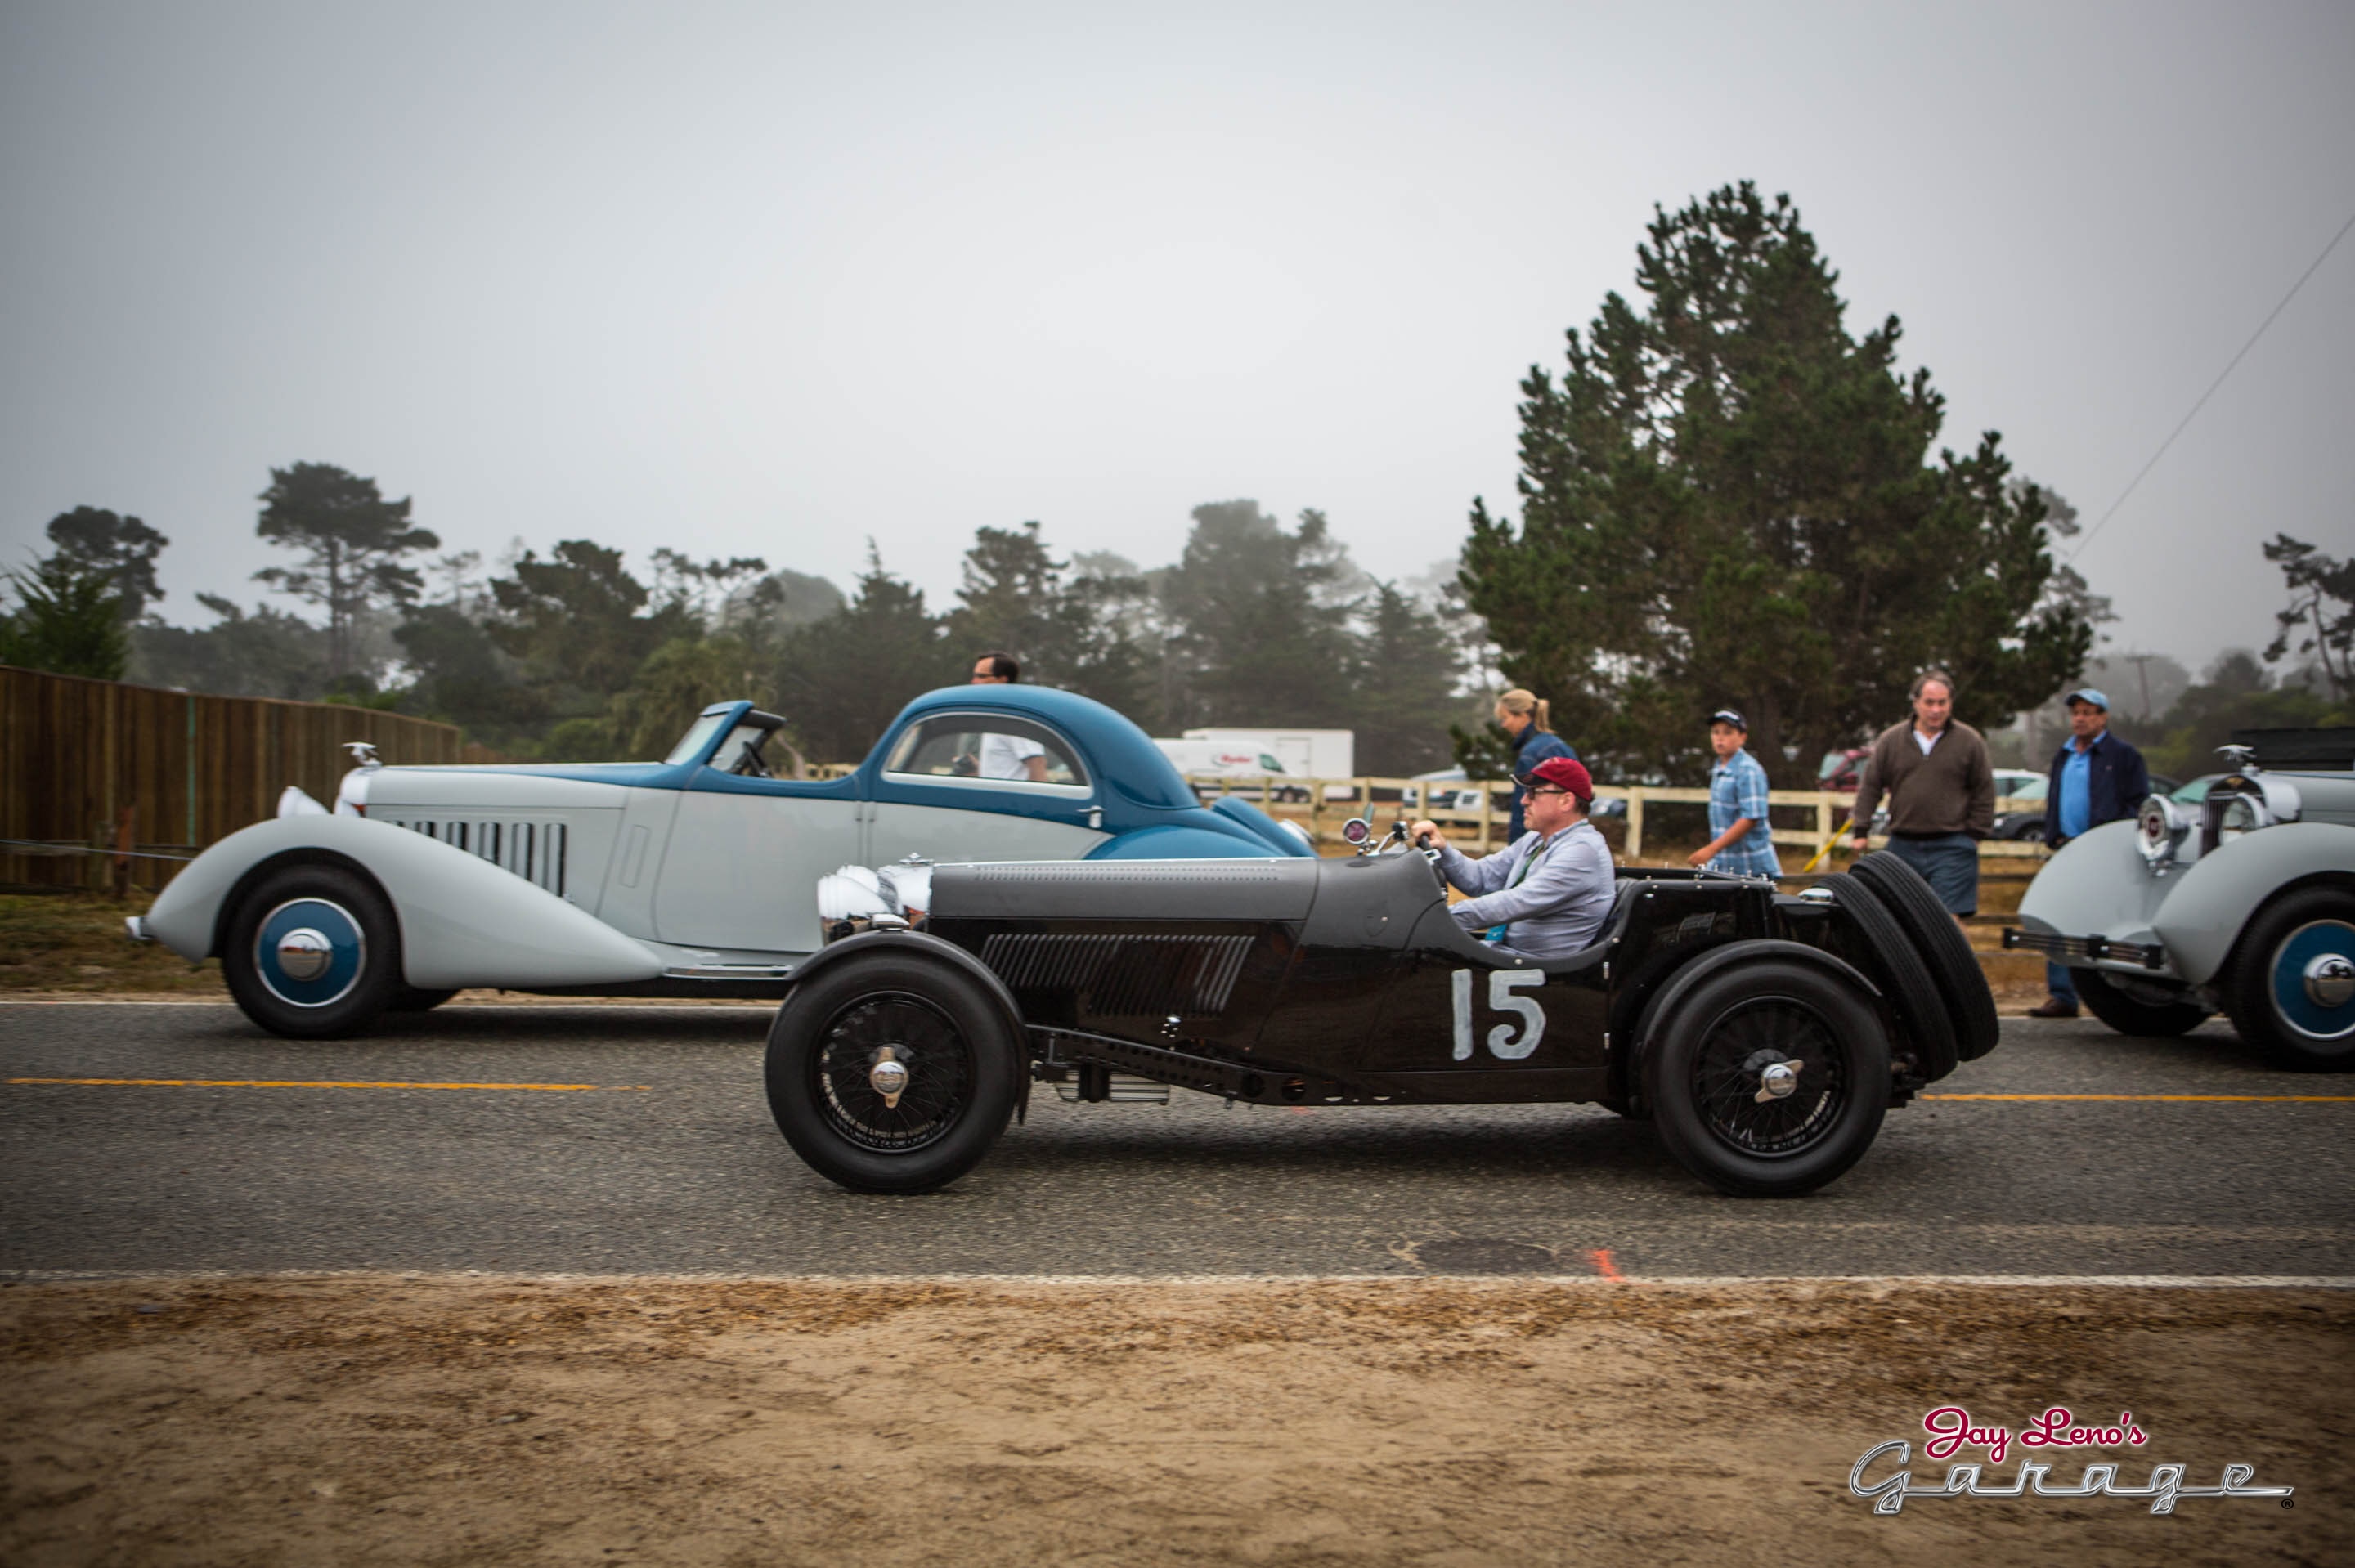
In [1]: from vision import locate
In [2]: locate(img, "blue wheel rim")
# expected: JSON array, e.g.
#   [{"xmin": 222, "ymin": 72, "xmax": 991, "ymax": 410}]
[
  {"xmin": 2269, "ymin": 919, "xmax": 2355, "ymax": 1042},
  {"xmin": 254, "ymin": 898, "xmax": 366, "ymax": 1008}
]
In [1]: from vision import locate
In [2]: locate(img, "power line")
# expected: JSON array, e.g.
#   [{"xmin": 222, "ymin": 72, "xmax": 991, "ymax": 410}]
[{"xmin": 2069, "ymin": 204, "xmax": 2355, "ymax": 564}]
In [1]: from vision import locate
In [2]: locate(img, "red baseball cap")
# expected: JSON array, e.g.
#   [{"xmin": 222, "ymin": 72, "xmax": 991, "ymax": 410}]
[{"xmin": 1517, "ymin": 755, "xmax": 1593, "ymax": 802}]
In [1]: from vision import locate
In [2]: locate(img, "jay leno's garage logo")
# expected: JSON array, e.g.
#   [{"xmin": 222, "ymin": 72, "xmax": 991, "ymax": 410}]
[{"xmin": 1849, "ymin": 1406, "xmax": 2294, "ymax": 1515}]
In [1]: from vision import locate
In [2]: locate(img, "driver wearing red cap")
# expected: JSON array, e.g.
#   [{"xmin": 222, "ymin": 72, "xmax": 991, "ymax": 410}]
[{"xmin": 1408, "ymin": 755, "xmax": 1617, "ymax": 960}]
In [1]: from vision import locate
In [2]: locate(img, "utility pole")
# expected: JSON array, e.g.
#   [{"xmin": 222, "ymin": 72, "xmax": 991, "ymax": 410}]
[{"xmin": 2123, "ymin": 652, "xmax": 2158, "ymax": 720}]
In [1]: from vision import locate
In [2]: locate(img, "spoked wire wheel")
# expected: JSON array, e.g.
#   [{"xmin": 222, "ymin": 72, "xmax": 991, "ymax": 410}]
[
  {"xmin": 1644, "ymin": 950, "xmax": 1890, "ymax": 1197},
  {"xmin": 1689, "ymin": 998, "xmax": 1847, "ymax": 1158},
  {"xmin": 811, "ymin": 994, "xmax": 975, "ymax": 1152},
  {"xmin": 765, "ymin": 950, "xmax": 1023, "ymax": 1194}
]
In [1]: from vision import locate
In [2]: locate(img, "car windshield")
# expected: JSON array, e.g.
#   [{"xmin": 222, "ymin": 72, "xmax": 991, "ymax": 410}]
[
  {"xmin": 663, "ymin": 711, "xmax": 733, "ymax": 766},
  {"xmin": 2173, "ymin": 776, "xmax": 2218, "ymax": 804}
]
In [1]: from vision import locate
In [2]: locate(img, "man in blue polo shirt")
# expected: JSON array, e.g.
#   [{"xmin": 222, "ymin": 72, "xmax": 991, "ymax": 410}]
[{"xmin": 2028, "ymin": 687, "xmax": 2151, "ymax": 1019}]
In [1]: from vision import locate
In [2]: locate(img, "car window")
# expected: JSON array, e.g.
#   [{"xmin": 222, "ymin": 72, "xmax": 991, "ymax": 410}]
[
  {"xmin": 663, "ymin": 711, "xmax": 732, "ymax": 766},
  {"xmin": 2012, "ymin": 777, "xmax": 2047, "ymax": 801},
  {"xmin": 708, "ymin": 724, "xmax": 774, "ymax": 775},
  {"xmin": 885, "ymin": 714, "xmax": 1089, "ymax": 787},
  {"xmin": 1259, "ymin": 754, "xmax": 1285, "ymax": 773},
  {"xmin": 2172, "ymin": 777, "xmax": 2215, "ymax": 804}
]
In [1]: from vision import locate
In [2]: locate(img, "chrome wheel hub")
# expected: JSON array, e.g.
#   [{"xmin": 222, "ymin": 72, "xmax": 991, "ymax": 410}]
[
  {"xmin": 2305, "ymin": 953, "xmax": 2355, "ymax": 1010},
  {"xmin": 868, "ymin": 1047, "xmax": 910, "ymax": 1109},
  {"xmin": 1755, "ymin": 1059, "xmax": 1806, "ymax": 1104},
  {"xmin": 276, "ymin": 928, "xmax": 333, "ymax": 982}
]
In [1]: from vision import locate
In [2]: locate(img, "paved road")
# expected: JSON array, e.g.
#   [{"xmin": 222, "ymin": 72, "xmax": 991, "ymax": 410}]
[{"xmin": 3, "ymin": 1001, "xmax": 2349, "ymax": 1279}]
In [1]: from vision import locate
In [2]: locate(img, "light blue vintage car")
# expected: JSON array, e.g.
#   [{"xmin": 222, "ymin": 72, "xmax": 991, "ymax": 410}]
[
  {"xmin": 129, "ymin": 685, "xmax": 1312, "ymax": 1038},
  {"xmin": 2006, "ymin": 743, "xmax": 2355, "ymax": 1069}
]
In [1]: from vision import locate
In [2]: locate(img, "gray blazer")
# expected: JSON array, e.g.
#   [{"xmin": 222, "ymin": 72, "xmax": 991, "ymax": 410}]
[{"xmin": 1438, "ymin": 821, "xmax": 1617, "ymax": 960}]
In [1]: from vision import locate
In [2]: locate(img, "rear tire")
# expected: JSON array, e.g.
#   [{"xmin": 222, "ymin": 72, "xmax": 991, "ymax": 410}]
[
  {"xmin": 2221, "ymin": 888, "xmax": 2355, "ymax": 1072},
  {"xmin": 2072, "ymin": 968, "xmax": 2210, "ymax": 1037},
  {"xmin": 1849, "ymin": 851, "xmax": 2000, "ymax": 1061},
  {"xmin": 1821, "ymin": 872, "xmax": 1958, "ymax": 1081},
  {"xmin": 1644, "ymin": 957, "xmax": 1891, "ymax": 1198},
  {"xmin": 765, "ymin": 952, "xmax": 1023, "ymax": 1192},
  {"xmin": 221, "ymin": 863, "xmax": 400, "ymax": 1040}
]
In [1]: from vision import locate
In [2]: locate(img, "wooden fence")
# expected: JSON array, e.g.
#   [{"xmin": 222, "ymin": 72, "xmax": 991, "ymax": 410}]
[{"xmin": 0, "ymin": 665, "xmax": 497, "ymax": 894}]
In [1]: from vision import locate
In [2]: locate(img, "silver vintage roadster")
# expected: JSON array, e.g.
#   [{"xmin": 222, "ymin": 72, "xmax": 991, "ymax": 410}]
[{"xmin": 2005, "ymin": 733, "xmax": 2355, "ymax": 1068}]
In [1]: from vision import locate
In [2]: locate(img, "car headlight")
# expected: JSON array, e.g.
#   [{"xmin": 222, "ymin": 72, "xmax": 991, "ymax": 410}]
[
  {"xmin": 2136, "ymin": 794, "xmax": 2189, "ymax": 869},
  {"xmin": 2217, "ymin": 792, "xmax": 2270, "ymax": 842}
]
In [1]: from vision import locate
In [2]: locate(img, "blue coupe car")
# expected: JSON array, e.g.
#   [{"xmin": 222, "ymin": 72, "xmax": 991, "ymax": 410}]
[{"xmin": 129, "ymin": 684, "xmax": 1312, "ymax": 1037}]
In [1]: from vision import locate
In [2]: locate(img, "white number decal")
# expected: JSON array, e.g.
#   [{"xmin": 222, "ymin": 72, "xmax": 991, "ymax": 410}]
[
  {"xmin": 1451, "ymin": 968, "xmax": 1547, "ymax": 1061},
  {"xmin": 1487, "ymin": 970, "xmax": 1546, "ymax": 1059}
]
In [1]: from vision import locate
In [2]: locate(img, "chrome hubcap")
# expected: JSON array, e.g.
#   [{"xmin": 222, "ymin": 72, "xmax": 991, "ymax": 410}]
[
  {"xmin": 2305, "ymin": 954, "xmax": 2355, "ymax": 1010},
  {"xmin": 868, "ymin": 1048, "xmax": 910, "ymax": 1109},
  {"xmin": 276, "ymin": 928, "xmax": 332, "ymax": 982},
  {"xmin": 1755, "ymin": 1059, "xmax": 1806, "ymax": 1104}
]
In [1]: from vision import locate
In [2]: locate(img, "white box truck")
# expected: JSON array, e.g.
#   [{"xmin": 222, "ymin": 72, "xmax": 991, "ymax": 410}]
[{"xmin": 1181, "ymin": 728, "xmax": 1354, "ymax": 781}]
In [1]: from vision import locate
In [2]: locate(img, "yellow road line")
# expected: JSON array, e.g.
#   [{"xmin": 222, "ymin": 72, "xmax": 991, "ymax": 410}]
[
  {"xmin": 5, "ymin": 1077, "xmax": 650, "ymax": 1092},
  {"xmin": 1922, "ymin": 1092, "xmax": 2355, "ymax": 1103}
]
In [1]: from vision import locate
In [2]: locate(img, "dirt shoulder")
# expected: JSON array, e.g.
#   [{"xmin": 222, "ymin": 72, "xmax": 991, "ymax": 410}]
[{"xmin": 2, "ymin": 1277, "xmax": 2344, "ymax": 1566}]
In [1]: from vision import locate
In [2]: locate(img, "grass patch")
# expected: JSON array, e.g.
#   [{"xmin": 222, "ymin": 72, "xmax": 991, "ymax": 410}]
[{"xmin": 0, "ymin": 892, "xmax": 225, "ymax": 995}]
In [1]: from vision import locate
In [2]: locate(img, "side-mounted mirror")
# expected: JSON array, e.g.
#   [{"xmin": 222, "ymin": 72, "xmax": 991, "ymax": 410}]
[{"xmin": 1342, "ymin": 817, "xmax": 1372, "ymax": 845}]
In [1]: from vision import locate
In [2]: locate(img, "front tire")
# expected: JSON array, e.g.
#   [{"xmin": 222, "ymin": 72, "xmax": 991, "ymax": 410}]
[
  {"xmin": 1644, "ymin": 958, "xmax": 1891, "ymax": 1197},
  {"xmin": 221, "ymin": 863, "xmax": 401, "ymax": 1039},
  {"xmin": 2073, "ymin": 968, "xmax": 2211, "ymax": 1037},
  {"xmin": 764, "ymin": 952, "xmax": 1022, "ymax": 1193},
  {"xmin": 2222, "ymin": 888, "xmax": 2355, "ymax": 1071}
]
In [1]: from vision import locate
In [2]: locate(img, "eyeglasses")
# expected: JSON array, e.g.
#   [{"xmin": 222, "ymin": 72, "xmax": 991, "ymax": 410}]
[{"xmin": 1526, "ymin": 786, "xmax": 1575, "ymax": 798}]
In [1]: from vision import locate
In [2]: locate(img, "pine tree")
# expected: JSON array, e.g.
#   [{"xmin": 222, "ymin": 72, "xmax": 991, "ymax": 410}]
[{"xmin": 1461, "ymin": 182, "xmax": 2091, "ymax": 782}]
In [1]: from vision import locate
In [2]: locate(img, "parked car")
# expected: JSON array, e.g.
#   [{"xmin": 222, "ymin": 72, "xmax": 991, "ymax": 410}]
[
  {"xmin": 2005, "ymin": 745, "xmax": 2355, "ymax": 1068},
  {"xmin": 1410, "ymin": 767, "xmax": 1626, "ymax": 821},
  {"xmin": 127, "ymin": 686, "xmax": 1312, "ymax": 1039},
  {"xmin": 1991, "ymin": 767, "xmax": 2184, "ymax": 843},
  {"xmin": 760, "ymin": 828, "xmax": 1998, "ymax": 1198}
]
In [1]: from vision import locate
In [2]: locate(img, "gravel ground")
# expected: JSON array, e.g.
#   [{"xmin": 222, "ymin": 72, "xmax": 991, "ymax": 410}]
[{"xmin": 2, "ymin": 1276, "xmax": 2345, "ymax": 1567}]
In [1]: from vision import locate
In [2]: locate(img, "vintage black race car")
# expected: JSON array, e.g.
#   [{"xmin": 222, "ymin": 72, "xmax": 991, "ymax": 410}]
[{"xmin": 760, "ymin": 830, "xmax": 1998, "ymax": 1198}]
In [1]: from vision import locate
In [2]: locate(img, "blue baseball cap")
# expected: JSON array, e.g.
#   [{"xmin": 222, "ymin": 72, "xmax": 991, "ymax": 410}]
[{"xmin": 2064, "ymin": 688, "xmax": 2109, "ymax": 710}]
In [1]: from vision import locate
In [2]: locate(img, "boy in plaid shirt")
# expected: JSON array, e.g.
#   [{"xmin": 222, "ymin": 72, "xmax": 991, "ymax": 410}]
[{"xmin": 1690, "ymin": 709, "xmax": 1780, "ymax": 877}]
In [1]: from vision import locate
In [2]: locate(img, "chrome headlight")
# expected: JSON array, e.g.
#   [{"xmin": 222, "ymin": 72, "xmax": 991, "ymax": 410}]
[
  {"xmin": 2217, "ymin": 791, "xmax": 2272, "ymax": 843},
  {"xmin": 2136, "ymin": 794, "xmax": 2189, "ymax": 869}
]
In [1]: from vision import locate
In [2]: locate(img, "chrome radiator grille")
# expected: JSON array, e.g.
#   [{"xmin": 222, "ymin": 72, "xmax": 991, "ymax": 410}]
[
  {"xmin": 980, "ymin": 932, "xmax": 1253, "ymax": 1016},
  {"xmin": 390, "ymin": 818, "xmax": 568, "ymax": 896}
]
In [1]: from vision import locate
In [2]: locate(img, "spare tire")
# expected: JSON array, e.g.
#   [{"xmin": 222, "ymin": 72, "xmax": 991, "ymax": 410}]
[
  {"xmin": 1850, "ymin": 851, "xmax": 2001, "ymax": 1061},
  {"xmin": 1820, "ymin": 873, "xmax": 1958, "ymax": 1082}
]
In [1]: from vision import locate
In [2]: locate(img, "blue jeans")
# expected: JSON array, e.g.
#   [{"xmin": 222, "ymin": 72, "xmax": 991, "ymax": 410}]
[
  {"xmin": 1886, "ymin": 832, "xmax": 1979, "ymax": 916},
  {"xmin": 2046, "ymin": 961, "xmax": 2078, "ymax": 1004}
]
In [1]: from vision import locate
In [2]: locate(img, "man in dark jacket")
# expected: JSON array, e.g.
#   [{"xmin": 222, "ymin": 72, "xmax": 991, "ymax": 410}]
[{"xmin": 2029, "ymin": 686, "xmax": 2151, "ymax": 1018}]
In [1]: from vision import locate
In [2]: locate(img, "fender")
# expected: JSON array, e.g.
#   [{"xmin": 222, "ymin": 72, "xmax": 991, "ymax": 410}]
[
  {"xmin": 141, "ymin": 816, "xmax": 663, "ymax": 990},
  {"xmin": 782, "ymin": 928, "xmax": 1033, "ymax": 1121},
  {"xmin": 2148, "ymin": 821, "xmax": 2355, "ymax": 984},
  {"xmin": 1086, "ymin": 823, "xmax": 1282, "ymax": 860},
  {"xmin": 1622, "ymin": 938, "xmax": 1888, "ymax": 1104},
  {"xmin": 2014, "ymin": 819, "xmax": 2173, "ymax": 959}
]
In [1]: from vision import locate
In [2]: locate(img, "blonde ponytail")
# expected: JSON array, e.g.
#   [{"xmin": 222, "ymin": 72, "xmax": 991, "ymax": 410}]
[{"xmin": 1496, "ymin": 688, "xmax": 1553, "ymax": 734}]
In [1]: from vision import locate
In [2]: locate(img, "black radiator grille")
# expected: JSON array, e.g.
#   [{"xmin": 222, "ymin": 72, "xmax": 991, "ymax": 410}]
[
  {"xmin": 980, "ymin": 932, "xmax": 1254, "ymax": 1016},
  {"xmin": 389, "ymin": 818, "xmax": 567, "ymax": 897}
]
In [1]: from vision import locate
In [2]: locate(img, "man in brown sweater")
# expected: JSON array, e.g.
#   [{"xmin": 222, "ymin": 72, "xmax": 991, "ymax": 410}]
[{"xmin": 1846, "ymin": 670, "xmax": 1995, "ymax": 920}]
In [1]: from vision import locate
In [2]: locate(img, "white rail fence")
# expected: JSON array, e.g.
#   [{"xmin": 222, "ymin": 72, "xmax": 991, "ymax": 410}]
[{"xmin": 1180, "ymin": 774, "xmax": 2051, "ymax": 862}]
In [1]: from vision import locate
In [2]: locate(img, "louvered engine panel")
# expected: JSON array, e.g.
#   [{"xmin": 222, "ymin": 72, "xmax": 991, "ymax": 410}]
[{"xmin": 980, "ymin": 932, "xmax": 1253, "ymax": 1017}]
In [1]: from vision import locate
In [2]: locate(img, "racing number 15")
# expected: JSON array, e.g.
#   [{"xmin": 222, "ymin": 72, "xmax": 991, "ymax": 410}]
[{"xmin": 1452, "ymin": 969, "xmax": 1546, "ymax": 1061}]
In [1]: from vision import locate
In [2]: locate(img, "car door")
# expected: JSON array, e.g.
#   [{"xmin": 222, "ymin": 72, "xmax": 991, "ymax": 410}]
[
  {"xmin": 865, "ymin": 710, "xmax": 1109, "ymax": 872},
  {"xmin": 652, "ymin": 773, "xmax": 863, "ymax": 954}
]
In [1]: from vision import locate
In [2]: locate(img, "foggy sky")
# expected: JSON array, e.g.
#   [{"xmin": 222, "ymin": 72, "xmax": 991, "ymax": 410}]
[{"xmin": 3, "ymin": 1, "xmax": 2351, "ymax": 679}]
